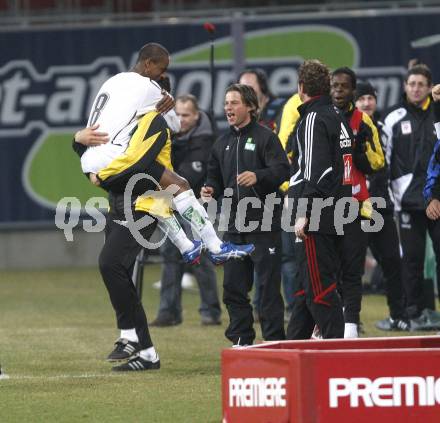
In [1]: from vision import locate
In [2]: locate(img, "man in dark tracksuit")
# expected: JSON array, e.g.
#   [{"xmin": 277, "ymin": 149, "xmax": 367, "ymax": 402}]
[
  {"xmin": 355, "ymin": 81, "xmax": 409, "ymax": 331},
  {"xmin": 202, "ymin": 83, "xmax": 289, "ymax": 345},
  {"xmin": 330, "ymin": 68, "xmax": 385, "ymax": 338},
  {"xmin": 287, "ymin": 60, "xmax": 355, "ymax": 340},
  {"xmin": 383, "ymin": 64, "xmax": 440, "ymax": 322}
]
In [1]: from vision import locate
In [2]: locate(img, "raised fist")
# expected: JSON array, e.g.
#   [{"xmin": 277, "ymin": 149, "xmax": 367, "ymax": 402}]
[{"xmin": 432, "ymin": 84, "xmax": 440, "ymax": 102}]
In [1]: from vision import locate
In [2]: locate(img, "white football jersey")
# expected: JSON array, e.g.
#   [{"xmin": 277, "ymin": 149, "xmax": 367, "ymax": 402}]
[{"xmin": 81, "ymin": 72, "xmax": 180, "ymax": 173}]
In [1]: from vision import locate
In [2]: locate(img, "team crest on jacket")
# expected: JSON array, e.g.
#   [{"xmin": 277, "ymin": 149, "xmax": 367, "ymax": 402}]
[
  {"xmin": 339, "ymin": 123, "xmax": 352, "ymax": 148},
  {"xmin": 401, "ymin": 120, "xmax": 412, "ymax": 135}
]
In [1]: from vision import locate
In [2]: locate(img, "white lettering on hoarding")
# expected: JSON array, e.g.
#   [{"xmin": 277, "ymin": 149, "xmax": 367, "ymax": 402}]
[
  {"xmin": 329, "ymin": 376, "xmax": 440, "ymax": 408},
  {"xmin": 229, "ymin": 377, "xmax": 287, "ymax": 408},
  {"xmin": 0, "ymin": 59, "xmax": 407, "ymax": 136}
]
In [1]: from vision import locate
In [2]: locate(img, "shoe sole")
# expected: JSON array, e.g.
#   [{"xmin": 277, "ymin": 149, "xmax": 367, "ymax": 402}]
[
  {"xmin": 112, "ymin": 361, "xmax": 161, "ymax": 372},
  {"xmin": 106, "ymin": 350, "xmax": 141, "ymax": 362},
  {"xmin": 211, "ymin": 253, "xmax": 254, "ymax": 266}
]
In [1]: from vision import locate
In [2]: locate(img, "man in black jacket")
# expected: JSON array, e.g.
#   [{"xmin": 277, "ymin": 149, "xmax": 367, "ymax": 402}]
[
  {"xmin": 355, "ymin": 81, "xmax": 409, "ymax": 331},
  {"xmin": 383, "ymin": 64, "xmax": 440, "ymax": 322},
  {"xmin": 330, "ymin": 68, "xmax": 385, "ymax": 338},
  {"xmin": 202, "ymin": 83, "xmax": 289, "ymax": 345},
  {"xmin": 151, "ymin": 95, "xmax": 222, "ymax": 327},
  {"xmin": 287, "ymin": 60, "xmax": 355, "ymax": 339}
]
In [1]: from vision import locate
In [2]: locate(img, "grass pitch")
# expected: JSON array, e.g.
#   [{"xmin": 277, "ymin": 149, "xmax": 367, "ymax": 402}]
[{"xmin": 0, "ymin": 266, "xmax": 434, "ymax": 422}]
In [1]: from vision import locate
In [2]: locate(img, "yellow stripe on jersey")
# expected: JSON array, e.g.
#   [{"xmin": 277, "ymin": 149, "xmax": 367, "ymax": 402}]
[
  {"xmin": 155, "ymin": 137, "xmax": 172, "ymax": 170},
  {"xmin": 362, "ymin": 112, "xmax": 384, "ymax": 171},
  {"xmin": 135, "ymin": 137, "xmax": 173, "ymax": 216},
  {"xmin": 277, "ymin": 93, "xmax": 302, "ymax": 193},
  {"xmin": 97, "ymin": 111, "xmax": 170, "ymax": 181},
  {"xmin": 278, "ymin": 93, "xmax": 302, "ymax": 151}
]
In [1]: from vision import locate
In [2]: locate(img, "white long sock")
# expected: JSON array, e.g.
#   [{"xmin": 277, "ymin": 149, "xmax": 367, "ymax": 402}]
[
  {"xmin": 344, "ymin": 323, "xmax": 358, "ymax": 339},
  {"xmin": 120, "ymin": 328, "xmax": 139, "ymax": 343},
  {"xmin": 157, "ymin": 214, "xmax": 194, "ymax": 254},
  {"xmin": 139, "ymin": 346, "xmax": 159, "ymax": 362},
  {"xmin": 173, "ymin": 190, "xmax": 222, "ymax": 253}
]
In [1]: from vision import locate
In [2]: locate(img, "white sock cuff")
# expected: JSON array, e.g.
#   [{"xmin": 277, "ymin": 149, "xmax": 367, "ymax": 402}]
[
  {"xmin": 173, "ymin": 189, "xmax": 196, "ymax": 203},
  {"xmin": 344, "ymin": 323, "xmax": 358, "ymax": 339},
  {"xmin": 140, "ymin": 346, "xmax": 159, "ymax": 362},
  {"xmin": 120, "ymin": 328, "xmax": 139, "ymax": 343}
]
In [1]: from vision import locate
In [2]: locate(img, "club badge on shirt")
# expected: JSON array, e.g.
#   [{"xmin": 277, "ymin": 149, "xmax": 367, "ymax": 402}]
[
  {"xmin": 244, "ymin": 137, "xmax": 255, "ymax": 151},
  {"xmin": 401, "ymin": 120, "xmax": 412, "ymax": 135},
  {"xmin": 342, "ymin": 154, "xmax": 353, "ymax": 185}
]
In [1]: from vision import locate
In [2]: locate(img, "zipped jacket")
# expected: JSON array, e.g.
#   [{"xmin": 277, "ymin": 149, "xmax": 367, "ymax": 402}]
[
  {"xmin": 206, "ymin": 119, "xmax": 289, "ymax": 233},
  {"xmin": 288, "ymin": 95, "xmax": 355, "ymax": 234},
  {"xmin": 383, "ymin": 96, "xmax": 436, "ymax": 211}
]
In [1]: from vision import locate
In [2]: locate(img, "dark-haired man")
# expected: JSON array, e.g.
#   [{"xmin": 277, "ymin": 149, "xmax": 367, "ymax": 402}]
[
  {"xmin": 330, "ymin": 67, "xmax": 384, "ymax": 338},
  {"xmin": 239, "ymin": 69, "xmax": 297, "ymax": 323},
  {"xmin": 238, "ymin": 69, "xmax": 286, "ymax": 131},
  {"xmin": 354, "ymin": 81, "xmax": 409, "ymax": 332},
  {"xmin": 287, "ymin": 60, "xmax": 356, "ymax": 339},
  {"xmin": 383, "ymin": 64, "xmax": 440, "ymax": 324},
  {"xmin": 202, "ymin": 84, "xmax": 289, "ymax": 345}
]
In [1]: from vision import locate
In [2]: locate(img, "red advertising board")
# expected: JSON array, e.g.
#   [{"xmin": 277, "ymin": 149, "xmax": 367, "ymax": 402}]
[{"xmin": 222, "ymin": 336, "xmax": 440, "ymax": 423}]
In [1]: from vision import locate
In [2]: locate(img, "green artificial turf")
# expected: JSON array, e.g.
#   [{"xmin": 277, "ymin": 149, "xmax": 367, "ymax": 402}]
[{"xmin": 0, "ymin": 267, "xmax": 436, "ymax": 422}]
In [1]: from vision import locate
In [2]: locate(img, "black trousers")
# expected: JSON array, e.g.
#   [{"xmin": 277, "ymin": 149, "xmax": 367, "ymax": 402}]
[
  {"xmin": 287, "ymin": 233, "xmax": 344, "ymax": 339},
  {"xmin": 98, "ymin": 193, "xmax": 157, "ymax": 349},
  {"xmin": 338, "ymin": 219, "xmax": 367, "ymax": 325},
  {"xmin": 368, "ymin": 212, "xmax": 406, "ymax": 319},
  {"xmin": 222, "ymin": 231, "xmax": 285, "ymax": 345},
  {"xmin": 398, "ymin": 210, "xmax": 440, "ymax": 318}
]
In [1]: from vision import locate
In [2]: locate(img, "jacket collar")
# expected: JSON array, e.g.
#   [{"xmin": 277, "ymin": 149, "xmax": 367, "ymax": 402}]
[
  {"xmin": 229, "ymin": 118, "xmax": 257, "ymax": 136},
  {"xmin": 402, "ymin": 94, "xmax": 432, "ymax": 114},
  {"xmin": 297, "ymin": 95, "xmax": 332, "ymax": 116},
  {"xmin": 341, "ymin": 102, "xmax": 355, "ymax": 119}
]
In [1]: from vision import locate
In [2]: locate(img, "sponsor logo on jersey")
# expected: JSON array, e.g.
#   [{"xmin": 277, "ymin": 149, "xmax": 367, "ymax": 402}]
[
  {"xmin": 343, "ymin": 154, "xmax": 353, "ymax": 185},
  {"xmin": 340, "ymin": 123, "xmax": 352, "ymax": 148}
]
